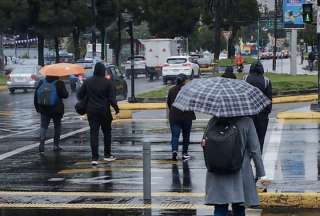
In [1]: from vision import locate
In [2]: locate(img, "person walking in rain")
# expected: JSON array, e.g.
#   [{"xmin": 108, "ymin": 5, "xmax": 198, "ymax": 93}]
[
  {"xmin": 167, "ymin": 74, "xmax": 196, "ymax": 161},
  {"xmin": 77, "ymin": 62, "xmax": 120, "ymax": 166},
  {"xmin": 221, "ymin": 66, "xmax": 236, "ymax": 79},
  {"xmin": 203, "ymin": 116, "xmax": 265, "ymax": 216},
  {"xmin": 34, "ymin": 76, "xmax": 69, "ymax": 153},
  {"xmin": 244, "ymin": 62, "xmax": 272, "ymax": 153}
]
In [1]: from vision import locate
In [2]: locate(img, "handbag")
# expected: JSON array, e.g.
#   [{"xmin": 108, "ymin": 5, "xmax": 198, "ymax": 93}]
[{"xmin": 75, "ymin": 96, "xmax": 88, "ymax": 115}]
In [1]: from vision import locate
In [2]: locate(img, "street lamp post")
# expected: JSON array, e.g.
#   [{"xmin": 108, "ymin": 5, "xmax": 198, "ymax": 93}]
[
  {"xmin": 91, "ymin": 0, "xmax": 97, "ymax": 60},
  {"xmin": 122, "ymin": 10, "xmax": 136, "ymax": 103},
  {"xmin": 272, "ymin": 0, "xmax": 278, "ymax": 71}
]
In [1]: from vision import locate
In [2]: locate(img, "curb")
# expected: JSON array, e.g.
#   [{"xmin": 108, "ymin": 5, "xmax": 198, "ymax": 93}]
[
  {"xmin": 272, "ymin": 94, "xmax": 317, "ymax": 104},
  {"xmin": 81, "ymin": 110, "xmax": 132, "ymax": 120},
  {"xmin": 259, "ymin": 192, "xmax": 320, "ymax": 208},
  {"xmin": 0, "ymin": 86, "xmax": 7, "ymax": 92},
  {"xmin": 119, "ymin": 102, "xmax": 166, "ymax": 110},
  {"xmin": 119, "ymin": 95, "xmax": 317, "ymax": 111},
  {"xmin": 277, "ymin": 111, "xmax": 320, "ymax": 119},
  {"xmin": 0, "ymin": 192, "xmax": 318, "ymax": 209}
]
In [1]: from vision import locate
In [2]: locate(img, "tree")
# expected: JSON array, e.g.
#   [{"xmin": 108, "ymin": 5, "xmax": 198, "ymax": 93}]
[
  {"xmin": 96, "ymin": 0, "xmax": 118, "ymax": 61},
  {"xmin": 144, "ymin": 0, "xmax": 201, "ymax": 38},
  {"xmin": 205, "ymin": 0, "xmax": 259, "ymax": 59}
]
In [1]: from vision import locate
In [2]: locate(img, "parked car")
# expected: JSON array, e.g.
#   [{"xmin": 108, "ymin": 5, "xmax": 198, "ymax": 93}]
[
  {"xmin": 80, "ymin": 64, "xmax": 128, "ymax": 101},
  {"xmin": 7, "ymin": 65, "xmax": 42, "ymax": 94},
  {"xmin": 197, "ymin": 57, "xmax": 212, "ymax": 69},
  {"xmin": 162, "ymin": 56, "xmax": 200, "ymax": 85},
  {"xmin": 75, "ymin": 59, "xmax": 94, "ymax": 69},
  {"xmin": 125, "ymin": 55, "xmax": 147, "ymax": 78},
  {"xmin": 189, "ymin": 53, "xmax": 203, "ymax": 64}
]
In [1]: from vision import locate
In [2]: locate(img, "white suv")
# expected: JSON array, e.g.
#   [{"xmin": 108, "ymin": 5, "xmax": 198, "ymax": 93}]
[{"xmin": 162, "ymin": 56, "xmax": 200, "ymax": 85}]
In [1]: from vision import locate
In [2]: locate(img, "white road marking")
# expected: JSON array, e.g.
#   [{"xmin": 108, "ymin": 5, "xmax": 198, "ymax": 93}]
[
  {"xmin": 0, "ymin": 127, "xmax": 89, "ymax": 161},
  {"xmin": 262, "ymin": 123, "xmax": 284, "ymax": 180}
]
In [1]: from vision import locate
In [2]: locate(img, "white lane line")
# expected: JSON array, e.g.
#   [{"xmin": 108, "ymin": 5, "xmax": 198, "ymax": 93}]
[
  {"xmin": 0, "ymin": 127, "xmax": 89, "ymax": 161},
  {"xmin": 262, "ymin": 123, "xmax": 284, "ymax": 180}
]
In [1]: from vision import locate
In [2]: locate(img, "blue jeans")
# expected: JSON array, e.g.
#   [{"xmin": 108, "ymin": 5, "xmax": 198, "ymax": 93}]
[
  {"xmin": 170, "ymin": 120, "xmax": 192, "ymax": 154},
  {"xmin": 214, "ymin": 204, "xmax": 245, "ymax": 216}
]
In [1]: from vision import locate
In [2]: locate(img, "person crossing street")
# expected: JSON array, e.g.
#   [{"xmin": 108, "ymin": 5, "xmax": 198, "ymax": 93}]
[{"xmin": 77, "ymin": 62, "xmax": 120, "ymax": 166}]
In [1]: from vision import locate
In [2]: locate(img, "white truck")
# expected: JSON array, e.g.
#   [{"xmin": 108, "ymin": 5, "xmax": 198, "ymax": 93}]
[{"xmin": 139, "ymin": 39, "xmax": 179, "ymax": 80}]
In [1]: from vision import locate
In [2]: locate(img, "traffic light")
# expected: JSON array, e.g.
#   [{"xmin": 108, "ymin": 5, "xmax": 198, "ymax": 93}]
[{"xmin": 302, "ymin": 3, "xmax": 313, "ymax": 24}]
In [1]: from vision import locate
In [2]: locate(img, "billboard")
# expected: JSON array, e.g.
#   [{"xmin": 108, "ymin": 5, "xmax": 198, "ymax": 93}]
[{"xmin": 283, "ymin": 0, "xmax": 305, "ymax": 29}]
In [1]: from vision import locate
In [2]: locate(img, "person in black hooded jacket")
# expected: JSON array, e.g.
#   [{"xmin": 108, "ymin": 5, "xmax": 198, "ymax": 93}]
[
  {"xmin": 245, "ymin": 61, "xmax": 272, "ymax": 153},
  {"xmin": 167, "ymin": 74, "xmax": 196, "ymax": 161},
  {"xmin": 77, "ymin": 62, "xmax": 120, "ymax": 165},
  {"xmin": 34, "ymin": 76, "xmax": 69, "ymax": 153}
]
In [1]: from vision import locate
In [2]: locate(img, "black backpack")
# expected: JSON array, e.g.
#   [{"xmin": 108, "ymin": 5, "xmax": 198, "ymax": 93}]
[{"xmin": 202, "ymin": 118, "xmax": 246, "ymax": 174}]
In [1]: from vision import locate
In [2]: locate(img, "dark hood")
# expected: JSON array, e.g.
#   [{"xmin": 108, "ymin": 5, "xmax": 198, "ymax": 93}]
[{"xmin": 93, "ymin": 62, "xmax": 106, "ymax": 77}]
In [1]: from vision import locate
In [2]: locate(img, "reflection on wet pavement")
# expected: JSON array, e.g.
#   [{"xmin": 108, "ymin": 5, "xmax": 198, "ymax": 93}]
[{"xmin": 0, "ymin": 89, "xmax": 320, "ymax": 214}]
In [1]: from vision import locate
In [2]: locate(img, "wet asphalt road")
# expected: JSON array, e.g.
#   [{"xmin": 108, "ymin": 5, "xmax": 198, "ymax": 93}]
[{"xmin": 0, "ymin": 82, "xmax": 320, "ymax": 215}]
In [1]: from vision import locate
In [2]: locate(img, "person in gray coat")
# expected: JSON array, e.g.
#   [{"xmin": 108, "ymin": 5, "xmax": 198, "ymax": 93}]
[{"xmin": 205, "ymin": 117, "xmax": 265, "ymax": 216}]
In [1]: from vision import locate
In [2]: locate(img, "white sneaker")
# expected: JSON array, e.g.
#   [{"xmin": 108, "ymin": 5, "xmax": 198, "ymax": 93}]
[
  {"xmin": 182, "ymin": 154, "xmax": 191, "ymax": 161},
  {"xmin": 104, "ymin": 155, "xmax": 116, "ymax": 161},
  {"xmin": 91, "ymin": 161, "xmax": 99, "ymax": 166}
]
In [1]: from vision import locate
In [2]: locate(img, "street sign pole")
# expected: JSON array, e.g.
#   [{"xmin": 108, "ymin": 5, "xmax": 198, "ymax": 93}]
[
  {"xmin": 273, "ymin": 0, "xmax": 278, "ymax": 72},
  {"xmin": 290, "ymin": 29, "xmax": 298, "ymax": 75},
  {"xmin": 222, "ymin": 31, "xmax": 232, "ymax": 57},
  {"xmin": 311, "ymin": 6, "xmax": 320, "ymax": 111}
]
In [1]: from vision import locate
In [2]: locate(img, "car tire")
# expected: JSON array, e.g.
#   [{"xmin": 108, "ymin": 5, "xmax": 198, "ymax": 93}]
[{"xmin": 9, "ymin": 88, "xmax": 15, "ymax": 94}]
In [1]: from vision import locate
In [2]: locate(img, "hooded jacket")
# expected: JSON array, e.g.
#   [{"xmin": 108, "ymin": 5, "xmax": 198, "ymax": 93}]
[
  {"xmin": 34, "ymin": 76, "xmax": 69, "ymax": 117},
  {"xmin": 77, "ymin": 63, "xmax": 119, "ymax": 119}
]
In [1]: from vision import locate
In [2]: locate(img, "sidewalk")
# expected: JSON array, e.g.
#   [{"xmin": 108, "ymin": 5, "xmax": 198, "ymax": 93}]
[{"xmin": 0, "ymin": 113, "xmax": 319, "ymax": 213}]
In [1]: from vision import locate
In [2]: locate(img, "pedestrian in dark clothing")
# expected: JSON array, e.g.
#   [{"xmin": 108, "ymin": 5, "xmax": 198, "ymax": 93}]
[
  {"xmin": 245, "ymin": 61, "xmax": 272, "ymax": 153},
  {"xmin": 77, "ymin": 62, "xmax": 120, "ymax": 166},
  {"xmin": 221, "ymin": 66, "xmax": 236, "ymax": 79},
  {"xmin": 34, "ymin": 76, "xmax": 69, "ymax": 153},
  {"xmin": 167, "ymin": 74, "xmax": 196, "ymax": 161},
  {"xmin": 308, "ymin": 51, "xmax": 316, "ymax": 71}
]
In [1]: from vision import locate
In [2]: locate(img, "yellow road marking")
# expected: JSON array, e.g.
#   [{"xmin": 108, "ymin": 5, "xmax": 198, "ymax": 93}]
[
  {"xmin": 58, "ymin": 167, "xmax": 143, "ymax": 175},
  {"xmin": 0, "ymin": 191, "xmax": 204, "ymax": 197},
  {"xmin": 75, "ymin": 159, "xmax": 179, "ymax": 166},
  {"xmin": 0, "ymin": 192, "xmax": 319, "ymax": 208},
  {"xmin": 0, "ymin": 203, "xmax": 212, "ymax": 210}
]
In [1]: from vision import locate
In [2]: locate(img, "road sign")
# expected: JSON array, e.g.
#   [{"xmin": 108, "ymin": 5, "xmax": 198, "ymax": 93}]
[{"xmin": 222, "ymin": 31, "xmax": 232, "ymax": 41}]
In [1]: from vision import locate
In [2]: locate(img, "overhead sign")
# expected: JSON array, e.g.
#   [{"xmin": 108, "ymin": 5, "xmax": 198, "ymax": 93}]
[
  {"xmin": 283, "ymin": 0, "xmax": 305, "ymax": 29},
  {"xmin": 222, "ymin": 31, "xmax": 232, "ymax": 41}
]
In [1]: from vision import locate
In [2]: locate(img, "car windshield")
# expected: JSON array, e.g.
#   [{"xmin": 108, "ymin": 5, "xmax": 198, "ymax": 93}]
[
  {"xmin": 12, "ymin": 67, "xmax": 35, "ymax": 74},
  {"xmin": 167, "ymin": 58, "xmax": 187, "ymax": 64}
]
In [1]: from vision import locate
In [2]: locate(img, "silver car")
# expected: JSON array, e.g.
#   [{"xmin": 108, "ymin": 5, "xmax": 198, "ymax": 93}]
[{"xmin": 6, "ymin": 66, "xmax": 42, "ymax": 94}]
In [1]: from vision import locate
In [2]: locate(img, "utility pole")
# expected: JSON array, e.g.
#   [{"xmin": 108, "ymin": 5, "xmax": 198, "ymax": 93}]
[
  {"xmin": 257, "ymin": 18, "xmax": 260, "ymax": 60},
  {"xmin": 272, "ymin": 0, "xmax": 278, "ymax": 71},
  {"xmin": 128, "ymin": 20, "xmax": 136, "ymax": 103},
  {"xmin": 91, "ymin": 0, "xmax": 97, "ymax": 60}
]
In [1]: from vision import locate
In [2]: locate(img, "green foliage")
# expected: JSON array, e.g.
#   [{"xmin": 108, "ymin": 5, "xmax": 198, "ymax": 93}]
[
  {"xmin": 144, "ymin": 0, "xmax": 201, "ymax": 38},
  {"xmin": 218, "ymin": 57, "xmax": 256, "ymax": 67},
  {"xmin": 0, "ymin": 74, "xmax": 6, "ymax": 86},
  {"xmin": 138, "ymin": 73, "xmax": 318, "ymax": 98}
]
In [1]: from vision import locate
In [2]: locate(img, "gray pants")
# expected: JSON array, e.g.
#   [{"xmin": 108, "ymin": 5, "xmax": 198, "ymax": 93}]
[{"xmin": 40, "ymin": 114, "xmax": 62, "ymax": 148}]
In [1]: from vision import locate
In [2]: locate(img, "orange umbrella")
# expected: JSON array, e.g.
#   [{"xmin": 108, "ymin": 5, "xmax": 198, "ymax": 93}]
[{"xmin": 40, "ymin": 63, "xmax": 85, "ymax": 77}]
